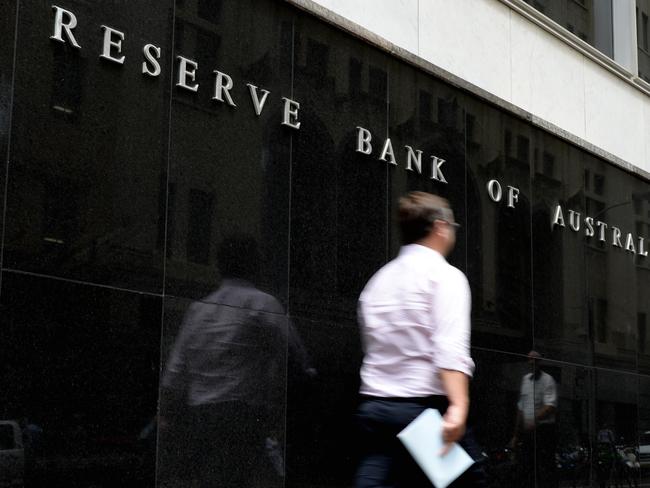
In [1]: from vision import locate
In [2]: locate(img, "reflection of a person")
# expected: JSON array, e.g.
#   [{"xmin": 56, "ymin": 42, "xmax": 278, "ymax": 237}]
[
  {"xmin": 595, "ymin": 424, "xmax": 618, "ymax": 488},
  {"xmin": 355, "ymin": 192, "xmax": 486, "ymax": 487},
  {"xmin": 509, "ymin": 350, "xmax": 558, "ymax": 487},
  {"xmin": 161, "ymin": 235, "xmax": 312, "ymax": 488}
]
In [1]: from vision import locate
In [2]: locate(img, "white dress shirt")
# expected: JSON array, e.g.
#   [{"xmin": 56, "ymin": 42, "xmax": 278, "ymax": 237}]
[
  {"xmin": 517, "ymin": 371, "xmax": 557, "ymax": 425},
  {"xmin": 162, "ymin": 279, "xmax": 287, "ymax": 407},
  {"xmin": 358, "ymin": 244, "xmax": 475, "ymax": 398}
]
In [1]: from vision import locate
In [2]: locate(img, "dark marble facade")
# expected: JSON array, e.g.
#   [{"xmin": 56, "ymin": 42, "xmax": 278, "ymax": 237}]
[{"xmin": 0, "ymin": 1, "xmax": 649, "ymax": 487}]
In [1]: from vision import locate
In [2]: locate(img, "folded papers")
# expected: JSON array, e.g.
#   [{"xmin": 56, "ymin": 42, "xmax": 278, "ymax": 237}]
[{"xmin": 397, "ymin": 408, "xmax": 474, "ymax": 488}]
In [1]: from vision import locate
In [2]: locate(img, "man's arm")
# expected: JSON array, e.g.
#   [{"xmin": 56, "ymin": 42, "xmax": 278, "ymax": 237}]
[
  {"xmin": 439, "ymin": 369, "xmax": 469, "ymax": 454},
  {"xmin": 536, "ymin": 374, "xmax": 558, "ymax": 422},
  {"xmin": 432, "ymin": 270, "xmax": 475, "ymax": 455}
]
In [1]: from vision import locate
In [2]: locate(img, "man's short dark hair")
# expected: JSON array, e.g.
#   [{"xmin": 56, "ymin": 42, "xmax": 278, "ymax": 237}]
[{"xmin": 398, "ymin": 191, "xmax": 453, "ymax": 244}]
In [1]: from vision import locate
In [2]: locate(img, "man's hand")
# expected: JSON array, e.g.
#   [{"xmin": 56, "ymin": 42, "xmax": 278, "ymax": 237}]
[{"xmin": 440, "ymin": 404, "xmax": 467, "ymax": 455}]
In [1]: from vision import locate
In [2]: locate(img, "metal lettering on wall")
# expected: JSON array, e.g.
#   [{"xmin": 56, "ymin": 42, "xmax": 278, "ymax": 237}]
[
  {"xmin": 48, "ymin": 4, "xmax": 648, "ymax": 260},
  {"xmin": 50, "ymin": 5, "xmax": 302, "ymax": 129}
]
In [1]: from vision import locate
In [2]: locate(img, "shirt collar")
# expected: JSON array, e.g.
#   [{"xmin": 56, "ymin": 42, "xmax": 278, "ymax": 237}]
[{"xmin": 398, "ymin": 244, "xmax": 445, "ymax": 262}]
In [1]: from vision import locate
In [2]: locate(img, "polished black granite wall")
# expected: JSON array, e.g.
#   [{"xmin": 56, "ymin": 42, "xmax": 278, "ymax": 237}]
[{"xmin": 0, "ymin": 1, "xmax": 649, "ymax": 487}]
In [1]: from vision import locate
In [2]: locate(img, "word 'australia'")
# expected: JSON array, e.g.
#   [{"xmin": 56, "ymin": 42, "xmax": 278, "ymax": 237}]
[
  {"xmin": 49, "ymin": 5, "xmax": 301, "ymax": 129},
  {"xmin": 355, "ymin": 127, "xmax": 448, "ymax": 183},
  {"xmin": 552, "ymin": 204, "xmax": 648, "ymax": 256}
]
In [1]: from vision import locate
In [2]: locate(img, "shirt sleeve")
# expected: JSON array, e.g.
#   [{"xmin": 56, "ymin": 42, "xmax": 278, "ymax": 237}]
[
  {"xmin": 517, "ymin": 377, "xmax": 526, "ymax": 411},
  {"xmin": 431, "ymin": 267, "xmax": 475, "ymax": 377},
  {"xmin": 543, "ymin": 374, "xmax": 558, "ymax": 407},
  {"xmin": 161, "ymin": 302, "xmax": 201, "ymax": 391}
]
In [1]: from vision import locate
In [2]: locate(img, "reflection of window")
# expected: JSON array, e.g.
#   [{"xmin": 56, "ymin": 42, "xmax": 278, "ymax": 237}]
[
  {"xmin": 516, "ymin": 135, "xmax": 530, "ymax": 162},
  {"xmin": 634, "ymin": 195, "xmax": 643, "ymax": 214},
  {"xmin": 196, "ymin": 28, "xmax": 221, "ymax": 66},
  {"xmin": 504, "ymin": 130, "xmax": 513, "ymax": 157},
  {"xmin": 419, "ymin": 90, "xmax": 432, "ymax": 122},
  {"xmin": 543, "ymin": 151, "xmax": 555, "ymax": 177},
  {"xmin": 466, "ymin": 113, "xmax": 476, "ymax": 142},
  {"xmin": 438, "ymin": 97, "xmax": 456, "ymax": 127},
  {"xmin": 368, "ymin": 66, "xmax": 387, "ymax": 99},
  {"xmin": 307, "ymin": 39, "xmax": 329, "ymax": 74},
  {"xmin": 349, "ymin": 58, "xmax": 362, "ymax": 95},
  {"xmin": 637, "ymin": 221, "xmax": 645, "ymax": 238},
  {"xmin": 594, "ymin": 173, "xmax": 605, "ymax": 195},
  {"xmin": 174, "ymin": 20, "xmax": 185, "ymax": 53},
  {"xmin": 587, "ymin": 197, "xmax": 605, "ymax": 217},
  {"xmin": 51, "ymin": 46, "xmax": 83, "ymax": 120},
  {"xmin": 644, "ymin": 13, "xmax": 649, "ymax": 51},
  {"xmin": 197, "ymin": 0, "xmax": 222, "ymax": 24},
  {"xmin": 585, "ymin": 169, "xmax": 591, "ymax": 190},
  {"xmin": 187, "ymin": 189, "xmax": 214, "ymax": 264}
]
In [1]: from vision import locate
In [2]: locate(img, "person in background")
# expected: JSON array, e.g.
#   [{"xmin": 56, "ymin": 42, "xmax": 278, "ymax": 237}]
[
  {"xmin": 509, "ymin": 350, "xmax": 558, "ymax": 488},
  {"xmin": 160, "ymin": 235, "xmax": 313, "ymax": 488},
  {"xmin": 355, "ymin": 191, "xmax": 486, "ymax": 488}
]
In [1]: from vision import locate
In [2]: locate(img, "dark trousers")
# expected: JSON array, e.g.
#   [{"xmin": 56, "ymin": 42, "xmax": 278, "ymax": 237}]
[
  {"xmin": 355, "ymin": 396, "xmax": 487, "ymax": 488},
  {"xmin": 521, "ymin": 424, "xmax": 558, "ymax": 488},
  {"xmin": 182, "ymin": 402, "xmax": 272, "ymax": 488}
]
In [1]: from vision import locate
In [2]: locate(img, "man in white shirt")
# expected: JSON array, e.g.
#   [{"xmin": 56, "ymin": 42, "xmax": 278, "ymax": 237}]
[
  {"xmin": 355, "ymin": 192, "xmax": 485, "ymax": 487},
  {"xmin": 509, "ymin": 350, "xmax": 558, "ymax": 487}
]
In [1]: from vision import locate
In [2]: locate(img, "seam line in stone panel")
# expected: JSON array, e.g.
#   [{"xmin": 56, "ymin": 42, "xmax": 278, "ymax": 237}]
[
  {"xmin": 464, "ymin": 111, "xmax": 468, "ymax": 275},
  {"xmin": 386, "ymin": 58, "xmax": 390, "ymax": 261},
  {"xmin": 286, "ymin": 19, "xmax": 295, "ymax": 317},
  {"xmin": 161, "ymin": 5, "xmax": 177, "ymax": 299},
  {"xmin": 529, "ymin": 135, "xmax": 535, "ymax": 349},
  {"xmin": 165, "ymin": 292, "xmax": 287, "ymax": 316},
  {"xmin": 471, "ymin": 345, "xmax": 650, "ymax": 378},
  {"xmin": 156, "ymin": 3, "xmax": 178, "ymax": 486},
  {"xmin": 0, "ymin": 0, "xmax": 20, "ymax": 296},
  {"xmin": 282, "ymin": 18, "xmax": 296, "ymax": 479},
  {"xmin": 1, "ymin": 268, "xmax": 163, "ymax": 297}
]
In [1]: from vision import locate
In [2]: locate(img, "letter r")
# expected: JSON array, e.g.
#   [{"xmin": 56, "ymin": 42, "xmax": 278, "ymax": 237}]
[{"xmin": 51, "ymin": 6, "xmax": 81, "ymax": 49}]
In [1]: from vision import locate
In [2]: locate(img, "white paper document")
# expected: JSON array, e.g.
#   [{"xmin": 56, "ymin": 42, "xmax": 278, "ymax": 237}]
[{"xmin": 397, "ymin": 408, "xmax": 474, "ymax": 488}]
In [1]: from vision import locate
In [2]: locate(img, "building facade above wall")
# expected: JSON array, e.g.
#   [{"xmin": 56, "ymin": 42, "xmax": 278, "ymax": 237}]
[{"xmin": 293, "ymin": 0, "xmax": 650, "ymax": 177}]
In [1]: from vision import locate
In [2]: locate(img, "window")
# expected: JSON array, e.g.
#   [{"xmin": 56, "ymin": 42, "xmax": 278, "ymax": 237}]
[
  {"xmin": 524, "ymin": 0, "xmax": 614, "ymax": 58},
  {"xmin": 637, "ymin": 2, "xmax": 650, "ymax": 81}
]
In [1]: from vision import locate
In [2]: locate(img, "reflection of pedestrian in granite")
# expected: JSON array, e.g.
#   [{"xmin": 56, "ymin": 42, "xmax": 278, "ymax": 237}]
[
  {"xmin": 509, "ymin": 351, "xmax": 558, "ymax": 488},
  {"xmin": 161, "ymin": 236, "xmax": 312, "ymax": 488}
]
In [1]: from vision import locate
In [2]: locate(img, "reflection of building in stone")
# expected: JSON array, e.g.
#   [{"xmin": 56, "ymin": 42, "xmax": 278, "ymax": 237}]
[{"xmin": 6, "ymin": 1, "xmax": 173, "ymax": 289}]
